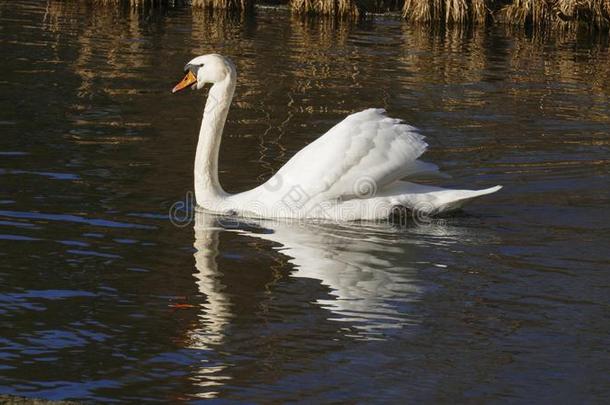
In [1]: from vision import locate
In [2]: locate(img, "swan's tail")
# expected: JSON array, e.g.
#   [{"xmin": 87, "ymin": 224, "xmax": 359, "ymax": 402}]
[{"xmin": 384, "ymin": 181, "xmax": 502, "ymax": 215}]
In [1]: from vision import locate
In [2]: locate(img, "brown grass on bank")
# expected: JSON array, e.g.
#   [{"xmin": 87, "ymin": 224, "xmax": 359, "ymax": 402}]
[
  {"xmin": 92, "ymin": 0, "xmax": 176, "ymax": 7},
  {"xmin": 290, "ymin": 0, "xmax": 360, "ymax": 17},
  {"xmin": 499, "ymin": 0, "xmax": 610, "ymax": 29},
  {"xmin": 402, "ymin": 0, "xmax": 491, "ymax": 24},
  {"xmin": 93, "ymin": 0, "xmax": 253, "ymax": 11},
  {"xmin": 90, "ymin": 0, "xmax": 610, "ymax": 26},
  {"xmin": 192, "ymin": 0, "xmax": 254, "ymax": 11},
  {"xmin": 402, "ymin": 0, "xmax": 610, "ymax": 28}
]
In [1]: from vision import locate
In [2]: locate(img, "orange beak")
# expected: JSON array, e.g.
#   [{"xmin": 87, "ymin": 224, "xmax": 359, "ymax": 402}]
[{"xmin": 172, "ymin": 70, "xmax": 197, "ymax": 93}]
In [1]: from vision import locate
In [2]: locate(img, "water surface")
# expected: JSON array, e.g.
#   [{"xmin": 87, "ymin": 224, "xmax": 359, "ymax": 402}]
[{"xmin": 1, "ymin": 1, "xmax": 610, "ymax": 402}]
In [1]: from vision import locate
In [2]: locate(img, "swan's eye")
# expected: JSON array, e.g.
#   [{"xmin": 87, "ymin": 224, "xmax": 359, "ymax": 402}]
[{"xmin": 184, "ymin": 63, "xmax": 203, "ymax": 75}]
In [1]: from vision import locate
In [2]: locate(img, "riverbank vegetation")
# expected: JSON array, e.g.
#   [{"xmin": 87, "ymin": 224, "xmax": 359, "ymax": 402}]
[{"xmin": 91, "ymin": 0, "xmax": 610, "ymax": 30}]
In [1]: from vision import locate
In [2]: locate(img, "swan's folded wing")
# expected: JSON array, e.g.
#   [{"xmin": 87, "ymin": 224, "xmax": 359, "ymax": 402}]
[{"xmin": 259, "ymin": 108, "xmax": 427, "ymax": 210}]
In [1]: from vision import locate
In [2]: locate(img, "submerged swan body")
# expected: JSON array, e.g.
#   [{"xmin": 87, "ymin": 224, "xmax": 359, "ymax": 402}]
[{"xmin": 172, "ymin": 54, "xmax": 501, "ymax": 221}]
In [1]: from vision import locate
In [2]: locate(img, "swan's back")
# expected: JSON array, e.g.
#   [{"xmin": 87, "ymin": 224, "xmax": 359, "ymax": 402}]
[
  {"xmin": 231, "ymin": 108, "xmax": 501, "ymax": 219},
  {"xmin": 263, "ymin": 109, "xmax": 428, "ymax": 204}
]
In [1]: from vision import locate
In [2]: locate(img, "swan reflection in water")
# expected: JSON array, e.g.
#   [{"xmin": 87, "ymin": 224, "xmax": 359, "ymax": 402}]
[
  {"xmin": 185, "ymin": 210, "xmax": 486, "ymax": 397},
  {"xmin": 189, "ymin": 210, "xmax": 451, "ymax": 343}
]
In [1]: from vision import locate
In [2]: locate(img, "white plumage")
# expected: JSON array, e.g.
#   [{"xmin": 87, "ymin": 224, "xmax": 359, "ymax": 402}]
[
  {"xmin": 261, "ymin": 109, "xmax": 427, "ymax": 205},
  {"xmin": 173, "ymin": 54, "xmax": 501, "ymax": 221}
]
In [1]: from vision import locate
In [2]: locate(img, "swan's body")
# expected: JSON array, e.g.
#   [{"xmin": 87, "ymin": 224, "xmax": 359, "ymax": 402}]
[{"xmin": 173, "ymin": 54, "xmax": 501, "ymax": 221}]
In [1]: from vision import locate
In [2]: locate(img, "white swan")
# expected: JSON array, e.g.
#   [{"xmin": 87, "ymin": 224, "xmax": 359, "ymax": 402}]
[{"xmin": 172, "ymin": 54, "xmax": 501, "ymax": 221}]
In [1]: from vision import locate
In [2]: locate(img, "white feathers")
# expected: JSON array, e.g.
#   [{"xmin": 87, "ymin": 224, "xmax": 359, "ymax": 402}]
[
  {"xmin": 187, "ymin": 54, "xmax": 501, "ymax": 220},
  {"xmin": 258, "ymin": 109, "xmax": 428, "ymax": 204},
  {"xmin": 226, "ymin": 108, "xmax": 501, "ymax": 220}
]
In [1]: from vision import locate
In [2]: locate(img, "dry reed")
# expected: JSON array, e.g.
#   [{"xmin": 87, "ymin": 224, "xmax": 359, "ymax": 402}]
[
  {"xmin": 93, "ymin": 0, "xmax": 253, "ymax": 11},
  {"xmin": 290, "ymin": 0, "xmax": 361, "ymax": 17},
  {"xmin": 401, "ymin": 0, "xmax": 610, "ymax": 28},
  {"xmin": 401, "ymin": 0, "xmax": 491, "ymax": 24},
  {"xmin": 499, "ymin": 0, "xmax": 610, "ymax": 29},
  {"xmin": 192, "ymin": 0, "xmax": 254, "ymax": 11},
  {"xmin": 92, "ymin": 0, "xmax": 181, "ymax": 7},
  {"xmin": 89, "ymin": 0, "xmax": 610, "ymax": 27}
]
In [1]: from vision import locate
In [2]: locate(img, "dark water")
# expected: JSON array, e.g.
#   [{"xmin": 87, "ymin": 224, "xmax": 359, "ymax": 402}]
[{"xmin": 1, "ymin": 1, "xmax": 610, "ymax": 402}]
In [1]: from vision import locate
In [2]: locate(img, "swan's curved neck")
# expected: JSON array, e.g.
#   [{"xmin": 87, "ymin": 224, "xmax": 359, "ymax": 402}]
[{"xmin": 194, "ymin": 74, "xmax": 236, "ymax": 207}]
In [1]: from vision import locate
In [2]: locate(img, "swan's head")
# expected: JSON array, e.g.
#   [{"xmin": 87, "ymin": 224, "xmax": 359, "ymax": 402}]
[{"xmin": 172, "ymin": 54, "xmax": 235, "ymax": 93}]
